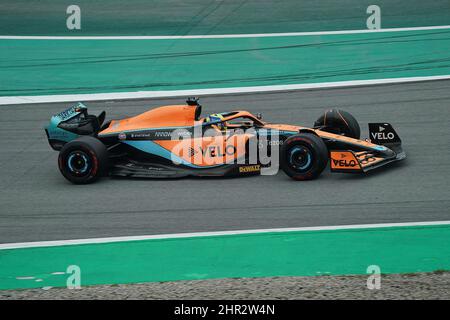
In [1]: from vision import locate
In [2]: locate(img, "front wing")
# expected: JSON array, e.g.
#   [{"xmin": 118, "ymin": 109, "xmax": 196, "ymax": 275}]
[{"xmin": 330, "ymin": 147, "xmax": 406, "ymax": 173}]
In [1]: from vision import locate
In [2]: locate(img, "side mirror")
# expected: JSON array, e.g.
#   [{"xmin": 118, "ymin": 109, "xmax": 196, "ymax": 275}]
[{"xmin": 186, "ymin": 97, "xmax": 200, "ymax": 106}]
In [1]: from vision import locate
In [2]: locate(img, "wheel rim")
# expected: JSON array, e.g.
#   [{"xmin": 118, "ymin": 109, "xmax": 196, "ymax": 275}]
[
  {"xmin": 66, "ymin": 151, "xmax": 91, "ymax": 177},
  {"xmin": 288, "ymin": 145, "xmax": 313, "ymax": 172}
]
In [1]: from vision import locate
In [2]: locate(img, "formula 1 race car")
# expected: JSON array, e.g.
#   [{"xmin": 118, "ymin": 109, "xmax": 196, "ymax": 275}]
[{"xmin": 45, "ymin": 98, "xmax": 405, "ymax": 184}]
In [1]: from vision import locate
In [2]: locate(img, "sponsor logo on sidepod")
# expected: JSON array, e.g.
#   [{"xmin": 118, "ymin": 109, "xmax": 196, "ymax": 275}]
[{"xmin": 239, "ymin": 165, "xmax": 261, "ymax": 173}]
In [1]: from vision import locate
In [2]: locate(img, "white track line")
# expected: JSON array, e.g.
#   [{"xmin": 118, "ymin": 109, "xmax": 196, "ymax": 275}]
[
  {"xmin": 1, "ymin": 220, "xmax": 449, "ymax": 250},
  {"xmin": 1, "ymin": 25, "xmax": 450, "ymax": 40},
  {"xmin": 2, "ymin": 75, "xmax": 450, "ymax": 106}
]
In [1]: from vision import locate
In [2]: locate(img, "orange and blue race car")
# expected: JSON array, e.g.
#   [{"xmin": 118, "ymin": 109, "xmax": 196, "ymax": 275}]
[{"xmin": 45, "ymin": 98, "xmax": 405, "ymax": 184}]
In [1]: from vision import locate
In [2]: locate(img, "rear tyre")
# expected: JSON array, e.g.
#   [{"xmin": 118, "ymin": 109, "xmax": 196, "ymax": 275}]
[
  {"xmin": 58, "ymin": 136, "xmax": 108, "ymax": 184},
  {"xmin": 314, "ymin": 109, "xmax": 360, "ymax": 139},
  {"xmin": 280, "ymin": 133, "xmax": 328, "ymax": 180}
]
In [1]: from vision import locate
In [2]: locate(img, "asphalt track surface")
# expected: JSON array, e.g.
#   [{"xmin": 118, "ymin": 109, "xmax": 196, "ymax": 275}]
[{"xmin": 0, "ymin": 80, "xmax": 449, "ymax": 243}]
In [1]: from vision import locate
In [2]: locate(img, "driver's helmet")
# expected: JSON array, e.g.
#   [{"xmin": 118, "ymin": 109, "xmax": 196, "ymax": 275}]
[{"xmin": 205, "ymin": 113, "xmax": 227, "ymax": 131}]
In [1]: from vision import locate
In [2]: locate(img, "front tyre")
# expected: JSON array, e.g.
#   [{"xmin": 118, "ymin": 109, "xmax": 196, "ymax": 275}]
[
  {"xmin": 280, "ymin": 133, "xmax": 328, "ymax": 180},
  {"xmin": 58, "ymin": 136, "xmax": 108, "ymax": 184},
  {"xmin": 314, "ymin": 109, "xmax": 360, "ymax": 139}
]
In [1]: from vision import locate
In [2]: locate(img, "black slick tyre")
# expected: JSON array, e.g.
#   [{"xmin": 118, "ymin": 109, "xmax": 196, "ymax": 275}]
[
  {"xmin": 58, "ymin": 136, "xmax": 108, "ymax": 184},
  {"xmin": 280, "ymin": 133, "xmax": 328, "ymax": 180},
  {"xmin": 314, "ymin": 109, "xmax": 360, "ymax": 139}
]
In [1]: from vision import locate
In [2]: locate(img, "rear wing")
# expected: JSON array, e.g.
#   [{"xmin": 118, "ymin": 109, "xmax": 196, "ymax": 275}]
[{"xmin": 45, "ymin": 102, "xmax": 106, "ymax": 151}]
